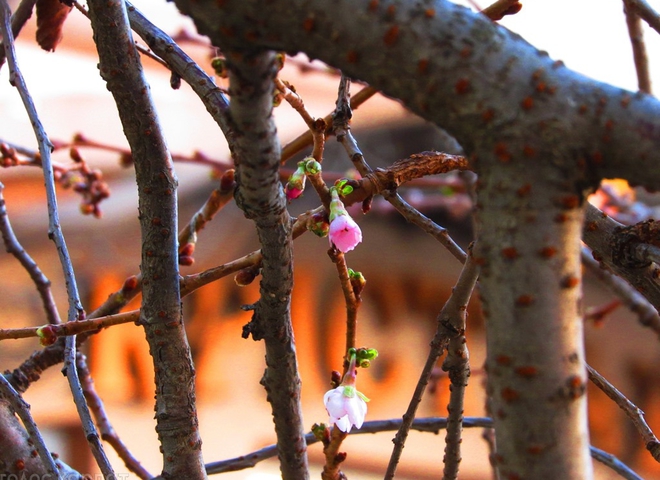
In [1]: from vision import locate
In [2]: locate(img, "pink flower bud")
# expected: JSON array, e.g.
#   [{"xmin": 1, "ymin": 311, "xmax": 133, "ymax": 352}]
[
  {"xmin": 285, "ymin": 184, "xmax": 304, "ymax": 201},
  {"xmin": 329, "ymin": 214, "xmax": 362, "ymax": 253}
]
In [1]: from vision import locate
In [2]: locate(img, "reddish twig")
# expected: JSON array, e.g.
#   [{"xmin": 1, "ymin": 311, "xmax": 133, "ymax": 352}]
[{"xmin": 623, "ymin": 0, "xmax": 653, "ymax": 94}]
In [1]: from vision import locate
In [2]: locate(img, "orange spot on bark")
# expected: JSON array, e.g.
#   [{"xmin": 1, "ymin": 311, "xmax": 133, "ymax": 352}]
[
  {"xmin": 459, "ymin": 46, "xmax": 473, "ymax": 58},
  {"xmin": 527, "ymin": 445, "xmax": 544, "ymax": 454},
  {"xmin": 417, "ymin": 58, "xmax": 429, "ymax": 74},
  {"xmin": 522, "ymin": 145, "xmax": 536, "ymax": 157},
  {"xmin": 494, "ymin": 142, "xmax": 511, "ymax": 162},
  {"xmin": 560, "ymin": 194, "xmax": 580, "ymax": 209},
  {"xmin": 517, "ymin": 184, "xmax": 531, "ymax": 197},
  {"xmin": 515, "ymin": 366, "xmax": 538, "ymax": 378},
  {"xmin": 383, "ymin": 25, "xmax": 399, "ymax": 47},
  {"xmin": 561, "ymin": 275, "xmax": 579, "ymax": 288},
  {"xmin": 515, "ymin": 294, "xmax": 533, "ymax": 306},
  {"xmin": 386, "ymin": 4, "xmax": 396, "ymax": 16},
  {"xmin": 346, "ymin": 50, "xmax": 359, "ymax": 63},
  {"xmin": 621, "ymin": 95, "xmax": 631, "ymax": 108},
  {"xmin": 496, "ymin": 355, "xmax": 512, "ymax": 366},
  {"xmin": 554, "ymin": 213, "xmax": 568, "ymax": 223},
  {"xmin": 578, "ymin": 104, "xmax": 588, "ymax": 114},
  {"xmin": 501, "ymin": 387, "xmax": 520, "ymax": 402},
  {"xmin": 368, "ymin": 0, "xmax": 379, "ymax": 11},
  {"xmin": 455, "ymin": 78, "xmax": 470, "ymax": 94},
  {"xmin": 501, "ymin": 247, "xmax": 519, "ymax": 260},
  {"xmin": 425, "ymin": 8, "xmax": 435, "ymax": 17},
  {"xmin": 303, "ymin": 17, "xmax": 315, "ymax": 32},
  {"xmin": 521, "ymin": 96, "xmax": 534, "ymax": 110},
  {"xmin": 535, "ymin": 81, "xmax": 546, "ymax": 93}
]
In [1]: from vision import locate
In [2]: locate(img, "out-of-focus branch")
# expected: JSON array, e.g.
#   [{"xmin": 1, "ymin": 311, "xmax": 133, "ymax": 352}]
[
  {"xmin": 624, "ymin": 0, "xmax": 652, "ymax": 94},
  {"xmin": 0, "ymin": 0, "xmax": 37, "ymax": 68},
  {"xmin": 480, "ymin": 0, "xmax": 523, "ymax": 21},
  {"xmin": 587, "ymin": 364, "xmax": 660, "ymax": 463},
  {"xmin": 581, "ymin": 246, "xmax": 660, "ymax": 336},
  {"xmin": 624, "ymin": 0, "xmax": 660, "ymax": 36},
  {"xmin": 0, "ymin": 376, "xmax": 60, "ymax": 478}
]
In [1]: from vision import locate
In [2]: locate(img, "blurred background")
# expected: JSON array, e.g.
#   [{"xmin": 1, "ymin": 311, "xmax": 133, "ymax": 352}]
[{"xmin": 1, "ymin": 1, "xmax": 660, "ymax": 478}]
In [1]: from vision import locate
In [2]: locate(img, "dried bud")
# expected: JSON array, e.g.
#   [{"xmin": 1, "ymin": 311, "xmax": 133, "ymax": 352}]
[
  {"xmin": 119, "ymin": 152, "xmax": 134, "ymax": 168},
  {"xmin": 69, "ymin": 147, "xmax": 83, "ymax": 163},
  {"xmin": 220, "ymin": 169, "xmax": 236, "ymax": 192},
  {"xmin": 234, "ymin": 265, "xmax": 260, "ymax": 286},
  {"xmin": 36, "ymin": 325, "xmax": 57, "ymax": 347},
  {"xmin": 121, "ymin": 275, "xmax": 139, "ymax": 293}
]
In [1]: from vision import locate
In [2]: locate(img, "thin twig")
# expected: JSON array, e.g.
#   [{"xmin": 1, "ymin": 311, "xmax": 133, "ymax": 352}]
[
  {"xmin": 385, "ymin": 248, "xmax": 479, "ymax": 480},
  {"xmin": 587, "ymin": 364, "xmax": 660, "ymax": 463},
  {"xmin": 0, "ymin": 182, "xmax": 61, "ymax": 325},
  {"xmin": 624, "ymin": 0, "xmax": 660, "ymax": 37},
  {"xmin": 0, "ymin": 375, "xmax": 60, "ymax": 478},
  {"xmin": 327, "ymin": 248, "xmax": 360, "ymax": 367},
  {"xmin": 124, "ymin": 1, "xmax": 233, "ymax": 143},
  {"xmin": 0, "ymin": 0, "xmax": 37, "ymax": 69},
  {"xmin": 280, "ymin": 85, "xmax": 378, "ymax": 164},
  {"xmin": 0, "ymin": 3, "xmax": 115, "ymax": 477},
  {"xmin": 441, "ymin": 247, "xmax": 476, "ymax": 479},
  {"xmin": 624, "ymin": 0, "xmax": 653, "ymax": 94},
  {"xmin": 72, "ymin": 1, "xmax": 169, "ymax": 70},
  {"xmin": 275, "ymin": 77, "xmax": 316, "ymax": 129},
  {"xmin": 204, "ymin": 416, "xmax": 640, "ymax": 480},
  {"xmin": 591, "ymin": 446, "xmax": 644, "ymax": 480}
]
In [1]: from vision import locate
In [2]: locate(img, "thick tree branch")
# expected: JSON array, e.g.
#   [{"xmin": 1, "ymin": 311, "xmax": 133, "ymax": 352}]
[
  {"xmin": 226, "ymin": 50, "xmax": 309, "ymax": 479},
  {"xmin": 86, "ymin": 0, "xmax": 205, "ymax": 478}
]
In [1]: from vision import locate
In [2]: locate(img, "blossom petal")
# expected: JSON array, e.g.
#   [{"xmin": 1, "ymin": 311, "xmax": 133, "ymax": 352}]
[
  {"xmin": 344, "ymin": 395, "xmax": 367, "ymax": 429},
  {"xmin": 329, "ymin": 214, "xmax": 362, "ymax": 253},
  {"xmin": 334, "ymin": 415, "xmax": 352, "ymax": 433}
]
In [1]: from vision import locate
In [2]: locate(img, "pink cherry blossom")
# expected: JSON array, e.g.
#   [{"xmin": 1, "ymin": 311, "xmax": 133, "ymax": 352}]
[
  {"xmin": 323, "ymin": 385, "xmax": 367, "ymax": 433},
  {"xmin": 329, "ymin": 214, "xmax": 362, "ymax": 253}
]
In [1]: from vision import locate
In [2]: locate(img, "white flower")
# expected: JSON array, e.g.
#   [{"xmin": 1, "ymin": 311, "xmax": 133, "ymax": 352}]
[
  {"xmin": 323, "ymin": 385, "xmax": 368, "ymax": 433},
  {"xmin": 328, "ymin": 214, "xmax": 363, "ymax": 253}
]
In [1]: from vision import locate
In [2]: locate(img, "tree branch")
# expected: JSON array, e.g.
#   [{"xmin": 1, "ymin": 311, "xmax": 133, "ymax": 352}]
[
  {"xmin": 86, "ymin": 0, "xmax": 205, "ymax": 477},
  {"xmin": 226, "ymin": 49, "xmax": 309, "ymax": 479}
]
